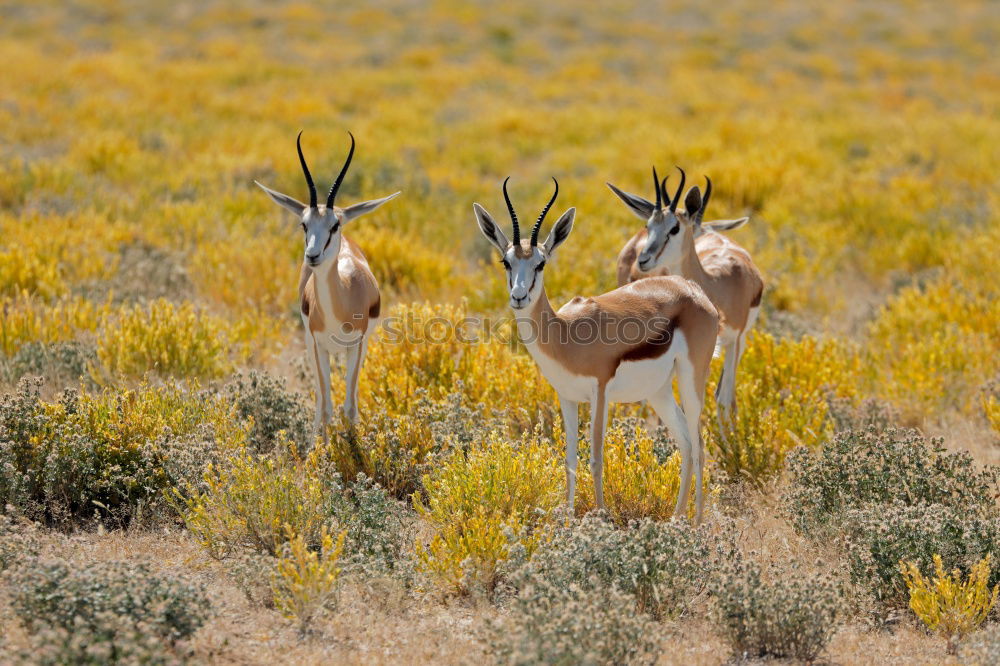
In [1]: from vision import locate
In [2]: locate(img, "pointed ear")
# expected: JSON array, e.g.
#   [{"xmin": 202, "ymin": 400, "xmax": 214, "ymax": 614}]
[
  {"xmin": 703, "ymin": 216, "xmax": 750, "ymax": 232},
  {"xmin": 542, "ymin": 208, "xmax": 575, "ymax": 257},
  {"xmin": 339, "ymin": 192, "xmax": 401, "ymax": 223},
  {"xmin": 255, "ymin": 181, "xmax": 307, "ymax": 217},
  {"xmin": 607, "ymin": 183, "xmax": 655, "ymax": 220},
  {"xmin": 473, "ymin": 203, "xmax": 509, "ymax": 255},
  {"xmin": 684, "ymin": 186, "xmax": 702, "ymax": 222}
]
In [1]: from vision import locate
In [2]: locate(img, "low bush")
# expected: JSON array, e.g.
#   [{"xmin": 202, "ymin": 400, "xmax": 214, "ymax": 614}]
[
  {"xmin": 323, "ymin": 389, "xmax": 504, "ymax": 499},
  {"xmin": 711, "ymin": 559, "xmax": 841, "ymax": 662},
  {"xmin": 843, "ymin": 502, "xmax": 1000, "ymax": 609},
  {"xmin": 414, "ymin": 431, "xmax": 562, "ymax": 593},
  {"xmin": 10, "ymin": 559, "xmax": 210, "ymax": 664},
  {"xmin": 902, "ymin": 554, "xmax": 998, "ymax": 655},
  {"xmin": 783, "ymin": 427, "xmax": 1000, "ymax": 537},
  {"xmin": 575, "ymin": 418, "xmax": 712, "ymax": 522},
  {"xmin": 96, "ymin": 298, "xmax": 231, "ymax": 378},
  {"xmin": 329, "ymin": 473, "xmax": 413, "ymax": 578},
  {"xmin": 703, "ymin": 332, "xmax": 862, "ymax": 485},
  {"xmin": 505, "ymin": 512, "xmax": 714, "ymax": 619},
  {"xmin": 271, "ymin": 527, "xmax": 346, "ymax": 636},
  {"xmin": 0, "ymin": 378, "xmax": 233, "ymax": 526},
  {"xmin": 0, "ymin": 512, "xmax": 41, "ymax": 572},
  {"xmin": 1, "ymin": 340, "xmax": 98, "ymax": 387},
  {"xmin": 488, "ymin": 581, "xmax": 660, "ymax": 666},
  {"xmin": 225, "ymin": 371, "xmax": 309, "ymax": 454},
  {"xmin": 181, "ymin": 445, "xmax": 331, "ymax": 559}
]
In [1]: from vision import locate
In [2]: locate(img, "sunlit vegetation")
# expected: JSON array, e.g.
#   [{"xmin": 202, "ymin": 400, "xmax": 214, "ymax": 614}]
[{"xmin": 1, "ymin": 0, "xmax": 998, "ymax": 661}]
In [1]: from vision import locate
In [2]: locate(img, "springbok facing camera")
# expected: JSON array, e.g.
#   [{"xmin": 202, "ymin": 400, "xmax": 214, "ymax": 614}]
[
  {"xmin": 474, "ymin": 178, "xmax": 719, "ymax": 522},
  {"xmin": 609, "ymin": 168, "xmax": 763, "ymax": 440},
  {"xmin": 255, "ymin": 132, "xmax": 399, "ymax": 438}
]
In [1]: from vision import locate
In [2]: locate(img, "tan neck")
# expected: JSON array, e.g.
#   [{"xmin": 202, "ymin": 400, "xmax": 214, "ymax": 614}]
[
  {"xmin": 679, "ymin": 225, "xmax": 710, "ymax": 284},
  {"xmin": 515, "ymin": 287, "xmax": 563, "ymax": 347}
]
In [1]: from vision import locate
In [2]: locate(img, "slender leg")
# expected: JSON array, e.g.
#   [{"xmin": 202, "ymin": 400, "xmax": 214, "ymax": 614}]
[
  {"xmin": 307, "ymin": 332, "xmax": 333, "ymax": 445},
  {"xmin": 343, "ymin": 337, "xmax": 367, "ymax": 424},
  {"xmin": 716, "ymin": 340, "xmax": 738, "ymax": 444},
  {"xmin": 677, "ymin": 355, "xmax": 707, "ymax": 524},
  {"xmin": 648, "ymin": 376, "xmax": 694, "ymax": 521},
  {"xmin": 560, "ymin": 396, "xmax": 580, "ymax": 512},
  {"xmin": 590, "ymin": 385, "xmax": 609, "ymax": 511}
]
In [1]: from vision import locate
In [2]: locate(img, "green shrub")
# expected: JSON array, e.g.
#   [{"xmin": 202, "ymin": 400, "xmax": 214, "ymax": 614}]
[
  {"xmin": 329, "ymin": 473, "xmax": 413, "ymax": 578},
  {"xmin": 504, "ymin": 512, "xmax": 713, "ymax": 619},
  {"xmin": 0, "ymin": 378, "xmax": 226, "ymax": 526},
  {"xmin": 0, "ymin": 512, "xmax": 41, "ymax": 572},
  {"xmin": 488, "ymin": 581, "xmax": 660, "ymax": 666},
  {"xmin": 783, "ymin": 427, "xmax": 1000, "ymax": 536},
  {"xmin": 1, "ymin": 341, "xmax": 98, "ymax": 387},
  {"xmin": 10, "ymin": 559, "xmax": 210, "ymax": 665},
  {"xmin": 843, "ymin": 502, "xmax": 1000, "ymax": 609},
  {"xmin": 711, "ymin": 559, "xmax": 841, "ymax": 662},
  {"xmin": 225, "ymin": 371, "xmax": 309, "ymax": 454},
  {"xmin": 325, "ymin": 389, "xmax": 505, "ymax": 499},
  {"xmin": 181, "ymin": 445, "xmax": 331, "ymax": 559}
]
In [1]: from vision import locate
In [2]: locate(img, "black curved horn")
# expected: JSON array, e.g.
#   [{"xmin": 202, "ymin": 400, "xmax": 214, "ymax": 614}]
[
  {"xmin": 327, "ymin": 131, "xmax": 355, "ymax": 209},
  {"xmin": 531, "ymin": 177, "xmax": 559, "ymax": 247},
  {"xmin": 670, "ymin": 166, "xmax": 686, "ymax": 212},
  {"xmin": 697, "ymin": 176, "xmax": 712, "ymax": 223},
  {"xmin": 503, "ymin": 176, "xmax": 520, "ymax": 244},
  {"xmin": 660, "ymin": 176, "xmax": 670, "ymax": 207},
  {"xmin": 297, "ymin": 131, "xmax": 318, "ymax": 209},
  {"xmin": 652, "ymin": 166, "xmax": 662, "ymax": 210}
]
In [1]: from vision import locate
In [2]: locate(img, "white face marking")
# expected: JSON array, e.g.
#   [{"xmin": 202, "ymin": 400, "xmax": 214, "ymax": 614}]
[
  {"xmin": 502, "ymin": 245, "xmax": 547, "ymax": 310},
  {"xmin": 637, "ymin": 209, "xmax": 684, "ymax": 273},
  {"xmin": 301, "ymin": 207, "xmax": 342, "ymax": 267}
]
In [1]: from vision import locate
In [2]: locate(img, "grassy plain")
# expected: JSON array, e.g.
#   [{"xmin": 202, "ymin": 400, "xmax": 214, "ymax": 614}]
[{"xmin": 1, "ymin": 0, "xmax": 998, "ymax": 663}]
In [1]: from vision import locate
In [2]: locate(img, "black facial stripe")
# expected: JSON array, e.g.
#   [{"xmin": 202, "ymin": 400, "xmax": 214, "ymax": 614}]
[{"xmin": 322, "ymin": 225, "xmax": 339, "ymax": 252}]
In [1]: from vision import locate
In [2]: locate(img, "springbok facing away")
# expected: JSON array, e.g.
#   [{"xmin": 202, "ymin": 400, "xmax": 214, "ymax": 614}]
[
  {"xmin": 474, "ymin": 178, "xmax": 719, "ymax": 522},
  {"xmin": 255, "ymin": 132, "xmax": 399, "ymax": 437},
  {"xmin": 608, "ymin": 168, "xmax": 763, "ymax": 438}
]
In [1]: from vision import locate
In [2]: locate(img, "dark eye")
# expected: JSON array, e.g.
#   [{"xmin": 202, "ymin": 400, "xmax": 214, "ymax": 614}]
[
  {"xmin": 535, "ymin": 261, "xmax": 546, "ymax": 272},
  {"xmin": 501, "ymin": 259, "xmax": 511, "ymax": 270},
  {"xmin": 331, "ymin": 223, "xmax": 340, "ymax": 232},
  {"xmin": 669, "ymin": 224, "xmax": 680, "ymax": 236},
  {"xmin": 301, "ymin": 223, "xmax": 306, "ymax": 231}
]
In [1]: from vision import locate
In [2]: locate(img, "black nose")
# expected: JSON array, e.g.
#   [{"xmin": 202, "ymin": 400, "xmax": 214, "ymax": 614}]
[{"xmin": 306, "ymin": 253, "xmax": 321, "ymax": 263}]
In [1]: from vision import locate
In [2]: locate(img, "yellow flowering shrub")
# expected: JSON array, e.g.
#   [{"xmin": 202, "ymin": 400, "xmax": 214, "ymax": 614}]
[
  {"xmin": 868, "ymin": 277, "xmax": 999, "ymax": 423},
  {"xmin": 901, "ymin": 554, "xmax": 999, "ymax": 654},
  {"xmin": 182, "ymin": 445, "xmax": 329, "ymax": 559},
  {"xmin": 0, "ymin": 294, "xmax": 109, "ymax": 356},
  {"xmin": 360, "ymin": 302, "xmax": 557, "ymax": 432},
  {"xmin": 575, "ymin": 419, "xmax": 712, "ymax": 522},
  {"xmin": 97, "ymin": 299, "xmax": 232, "ymax": 378},
  {"xmin": 272, "ymin": 526, "xmax": 346, "ymax": 636},
  {"xmin": 705, "ymin": 332, "xmax": 862, "ymax": 484},
  {"xmin": 414, "ymin": 432, "xmax": 562, "ymax": 593}
]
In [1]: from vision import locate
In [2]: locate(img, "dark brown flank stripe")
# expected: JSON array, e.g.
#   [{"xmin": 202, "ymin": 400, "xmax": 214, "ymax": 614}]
[{"xmin": 620, "ymin": 317, "xmax": 675, "ymax": 363}]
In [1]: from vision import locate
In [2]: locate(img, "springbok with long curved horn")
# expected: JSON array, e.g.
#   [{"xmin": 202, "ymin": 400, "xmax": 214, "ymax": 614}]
[
  {"xmin": 255, "ymin": 132, "xmax": 399, "ymax": 437},
  {"xmin": 474, "ymin": 178, "xmax": 719, "ymax": 522},
  {"xmin": 609, "ymin": 167, "xmax": 763, "ymax": 439}
]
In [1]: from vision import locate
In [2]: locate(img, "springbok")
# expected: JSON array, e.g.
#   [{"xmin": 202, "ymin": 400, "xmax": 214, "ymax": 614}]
[
  {"xmin": 474, "ymin": 177, "xmax": 719, "ymax": 522},
  {"xmin": 609, "ymin": 167, "xmax": 763, "ymax": 439},
  {"xmin": 255, "ymin": 132, "xmax": 399, "ymax": 437}
]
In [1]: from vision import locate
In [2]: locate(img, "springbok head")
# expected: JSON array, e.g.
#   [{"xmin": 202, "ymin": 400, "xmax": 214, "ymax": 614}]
[
  {"xmin": 607, "ymin": 165, "xmax": 689, "ymax": 273},
  {"xmin": 255, "ymin": 132, "xmax": 399, "ymax": 268},
  {"xmin": 474, "ymin": 177, "xmax": 575, "ymax": 310}
]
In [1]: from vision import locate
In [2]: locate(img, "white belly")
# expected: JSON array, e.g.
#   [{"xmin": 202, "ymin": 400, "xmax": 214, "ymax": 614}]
[{"xmin": 606, "ymin": 355, "xmax": 675, "ymax": 403}]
